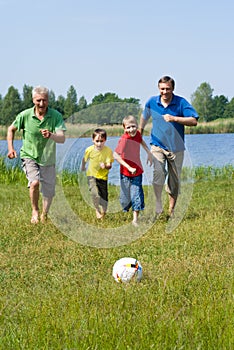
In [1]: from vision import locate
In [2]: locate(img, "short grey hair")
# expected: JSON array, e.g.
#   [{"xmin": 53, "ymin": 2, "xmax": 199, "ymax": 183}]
[{"xmin": 32, "ymin": 86, "xmax": 49, "ymax": 98}]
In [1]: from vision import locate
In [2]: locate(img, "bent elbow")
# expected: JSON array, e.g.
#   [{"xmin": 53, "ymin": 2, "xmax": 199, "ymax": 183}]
[
  {"xmin": 113, "ymin": 152, "xmax": 119, "ymax": 160},
  {"xmin": 58, "ymin": 134, "xmax": 66, "ymax": 143}
]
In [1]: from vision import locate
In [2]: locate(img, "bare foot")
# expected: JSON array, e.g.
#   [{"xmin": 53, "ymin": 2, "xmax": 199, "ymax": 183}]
[
  {"xmin": 40, "ymin": 212, "xmax": 48, "ymax": 223},
  {"xmin": 156, "ymin": 202, "xmax": 163, "ymax": 214},
  {"xmin": 96, "ymin": 209, "xmax": 103, "ymax": 219},
  {"xmin": 168, "ymin": 207, "xmax": 175, "ymax": 218},
  {"xmin": 31, "ymin": 210, "xmax": 39, "ymax": 224},
  {"xmin": 132, "ymin": 220, "xmax": 139, "ymax": 227}
]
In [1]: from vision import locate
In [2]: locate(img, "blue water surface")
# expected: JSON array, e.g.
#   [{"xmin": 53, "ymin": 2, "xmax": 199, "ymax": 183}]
[{"xmin": 1, "ymin": 133, "xmax": 233, "ymax": 185}]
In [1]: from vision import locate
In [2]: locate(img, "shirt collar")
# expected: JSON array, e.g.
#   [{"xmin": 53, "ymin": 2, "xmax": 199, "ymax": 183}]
[
  {"xmin": 31, "ymin": 107, "xmax": 51, "ymax": 118},
  {"xmin": 156, "ymin": 94, "xmax": 176, "ymax": 106}
]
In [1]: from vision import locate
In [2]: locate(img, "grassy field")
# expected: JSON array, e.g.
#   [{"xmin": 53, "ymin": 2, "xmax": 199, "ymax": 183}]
[{"xmin": 0, "ymin": 165, "xmax": 233, "ymax": 349}]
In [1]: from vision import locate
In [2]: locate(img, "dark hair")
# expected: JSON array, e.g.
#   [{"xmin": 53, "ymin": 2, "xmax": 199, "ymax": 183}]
[
  {"xmin": 158, "ymin": 76, "xmax": 175, "ymax": 90},
  {"xmin": 92, "ymin": 128, "xmax": 107, "ymax": 140}
]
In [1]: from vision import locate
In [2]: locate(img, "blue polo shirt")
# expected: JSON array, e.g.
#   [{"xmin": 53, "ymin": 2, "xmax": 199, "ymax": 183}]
[{"xmin": 143, "ymin": 94, "xmax": 199, "ymax": 152}]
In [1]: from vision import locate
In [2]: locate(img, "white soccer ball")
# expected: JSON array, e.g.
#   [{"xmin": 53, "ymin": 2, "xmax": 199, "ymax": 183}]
[{"xmin": 112, "ymin": 257, "xmax": 143, "ymax": 283}]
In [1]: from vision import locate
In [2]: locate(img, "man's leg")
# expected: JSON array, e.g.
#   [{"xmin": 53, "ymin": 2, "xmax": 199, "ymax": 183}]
[
  {"xmin": 40, "ymin": 165, "xmax": 56, "ymax": 223},
  {"xmin": 30, "ymin": 180, "xmax": 40, "ymax": 223},
  {"xmin": 153, "ymin": 183, "xmax": 164, "ymax": 214},
  {"xmin": 22, "ymin": 159, "xmax": 41, "ymax": 224},
  {"xmin": 151, "ymin": 146, "xmax": 167, "ymax": 215},
  {"xmin": 41, "ymin": 196, "xmax": 53, "ymax": 222},
  {"xmin": 168, "ymin": 195, "xmax": 176, "ymax": 217},
  {"xmin": 166, "ymin": 151, "xmax": 184, "ymax": 217}
]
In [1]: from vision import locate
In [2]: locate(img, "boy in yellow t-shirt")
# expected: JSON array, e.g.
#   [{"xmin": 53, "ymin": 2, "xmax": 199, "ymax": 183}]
[{"xmin": 81, "ymin": 129, "xmax": 114, "ymax": 219}]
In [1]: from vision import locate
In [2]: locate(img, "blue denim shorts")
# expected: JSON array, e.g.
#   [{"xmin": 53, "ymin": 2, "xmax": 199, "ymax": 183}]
[{"xmin": 120, "ymin": 174, "xmax": 144, "ymax": 212}]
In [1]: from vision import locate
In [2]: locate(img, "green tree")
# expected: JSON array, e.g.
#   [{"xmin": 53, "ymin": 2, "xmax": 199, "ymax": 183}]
[
  {"xmin": 72, "ymin": 92, "xmax": 141, "ymax": 125},
  {"xmin": 102, "ymin": 92, "xmax": 120, "ymax": 103},
  {"xmin": 64, "ymin": 85, "xmax": 78, "ymax": 120},
  {"xmin": 1, "ymin": 86, "xmax": 22, "ymax": 125},
  {"xmin": 91, "ymin": 92, "xmax": 120, "ymax": 105},
  {"xmin": 72, "ymin": 99, "xmax": 141, "ymax": 125},
  {"xmin": 55, "ymin": 95, "xmax": 66, "ymax": 115},
  {"xmin": 0, "ymin": 94, "xmax": 2, "ymax": 117},
  {"xmin": 91, "ymin": 93, "xmax": 105, "ymax": 105},
  {"xmin": 78, "ymin": 96, "xmax": 87, "ymax": 111},
  {"xmin": 191, "ymin": 82, "xmax": 214, "ymax": 122},
  {"xmin": 123, "ymin": 97, "xmax": 140, "ymax": 105},
  {"xmin": 22, "ymin": 84, "xmax": 33, "ymax": 110},
  {"xmin": 223, "ymin": 97, "xmax": 234, "ymax": 119},
  {"xmin": 49, "ymin": 90, "xmax": 57, "ymax": 109},
  {"xmin": 212, "ymin": 95, "xmax": 229, "ymax": 119}
]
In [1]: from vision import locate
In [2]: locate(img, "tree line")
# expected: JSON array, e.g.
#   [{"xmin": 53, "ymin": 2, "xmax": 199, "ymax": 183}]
[
  {"xmin": 0, "ymin": 82, "xmax": 233, "ymax": 126},
  {"xmin": 191, "ymin": 82, "xmax": 234, "ymax": 122}
]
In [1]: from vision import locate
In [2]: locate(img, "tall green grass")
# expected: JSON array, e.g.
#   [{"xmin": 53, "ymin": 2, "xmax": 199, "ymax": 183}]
[
  {"xmin": 0, "ymin": 161, "xmax": 233, "ymax": 349},
  {"xmin": 186, "ymin": 118, "xmax": 234, "ymax": 134}
]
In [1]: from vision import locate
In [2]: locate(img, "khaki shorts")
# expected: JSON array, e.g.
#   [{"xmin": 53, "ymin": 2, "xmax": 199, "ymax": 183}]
[
  {"xmin": 22, "ymin": 158, "xmax": 56, "ymax": 198},
  {"xmin": 151, "ymin": 145, "xmax": 184, "ymax": 198}
]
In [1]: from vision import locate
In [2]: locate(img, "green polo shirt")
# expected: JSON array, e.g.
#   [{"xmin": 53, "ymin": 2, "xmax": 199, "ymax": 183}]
[{"xmin": 13, "ymin": 107, "xmax": 66, "ymax": 166}]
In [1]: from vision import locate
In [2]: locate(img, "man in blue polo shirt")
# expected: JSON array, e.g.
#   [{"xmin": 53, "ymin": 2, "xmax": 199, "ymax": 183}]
[{"xmin": 139, "ymin": 76, "xmax": 199, "ymax": 218}]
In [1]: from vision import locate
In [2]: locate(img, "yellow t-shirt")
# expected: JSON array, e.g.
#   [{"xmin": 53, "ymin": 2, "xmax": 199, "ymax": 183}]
[{"xmin": 84, "ymin": 145, "xmax": 114, "ymax": 180}]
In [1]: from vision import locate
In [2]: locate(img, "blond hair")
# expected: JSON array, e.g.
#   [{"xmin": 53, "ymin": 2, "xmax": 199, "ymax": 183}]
[{"xmin": 122, "ymin": 115, "xmax": 138, "ymax": 127}]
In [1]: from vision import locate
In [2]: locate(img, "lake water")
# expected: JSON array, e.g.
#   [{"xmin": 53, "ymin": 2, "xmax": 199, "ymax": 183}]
[{"xmin": 1, "ymin": 133, "xmax": 233, "ymax": 185}]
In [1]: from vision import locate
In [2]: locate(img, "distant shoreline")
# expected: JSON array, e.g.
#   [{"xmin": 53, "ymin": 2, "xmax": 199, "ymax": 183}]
[
  {"xmin": 0, "ymin": 118, "xmax": 233, "ymax": 140},
  {"xmin": 65, "ymin": 118, "xmax": 234, "ymax": 138}
]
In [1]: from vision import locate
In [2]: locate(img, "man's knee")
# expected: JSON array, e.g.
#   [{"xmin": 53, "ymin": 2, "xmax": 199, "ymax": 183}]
[
  {"xmin": 153, "ymin": 169, "xmax": 166, "ymax": 186},
  {"xmin": 30, "ymin": 180, "xmax": 40, "ymax": 189}
]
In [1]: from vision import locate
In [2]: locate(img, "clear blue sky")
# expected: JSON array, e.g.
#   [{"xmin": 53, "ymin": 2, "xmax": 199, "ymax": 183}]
[{"xmin": 0, "ymin": 0, "xmax": 233, "ymax": 106}]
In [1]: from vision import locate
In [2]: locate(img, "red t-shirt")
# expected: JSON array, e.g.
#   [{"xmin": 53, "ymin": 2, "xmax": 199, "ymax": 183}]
[{"xmin": 115, "ymin": 130, "xmax": 143, "ymax": 177}]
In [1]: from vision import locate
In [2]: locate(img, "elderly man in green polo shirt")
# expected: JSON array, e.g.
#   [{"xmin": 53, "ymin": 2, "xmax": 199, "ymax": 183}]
[{"xmin": 7, "ymin": 86, "xmax": 66, "ymax": 224}]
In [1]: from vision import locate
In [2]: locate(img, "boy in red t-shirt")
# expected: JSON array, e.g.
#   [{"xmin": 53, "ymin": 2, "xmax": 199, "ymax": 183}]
[{"xmin": 114, "ymin": 115, "xmax": 152, "ymax": 226}]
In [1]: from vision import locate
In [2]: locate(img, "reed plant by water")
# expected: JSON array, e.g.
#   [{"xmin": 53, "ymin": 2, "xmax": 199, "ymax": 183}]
[
  {"xmin": 1, "ymin": 118, "xmax": 234, "ymax": 140},
  {"xmin": 0, "ymin": 161, "xmax": 233, "ymax": 349}
]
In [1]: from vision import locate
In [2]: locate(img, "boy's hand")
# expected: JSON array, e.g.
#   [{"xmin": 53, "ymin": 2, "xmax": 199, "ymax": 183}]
[
  {"xmin": 128, "ymin": 166, "xmax": 137, "ymax": 174},
  {"xmin": 81, "ymin": 164, "xmax": 86, "ymax": 172},
  {"xmin": 81, "ymin": 158, "xmax": 86, "ymax": 172},
  {"xmin": 105, "ymin": 162, "xmax": 112, "ymax": 170},
  {"xmin": 100, "ymin": 162, "xmax": 105, "ymax": 169}
]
